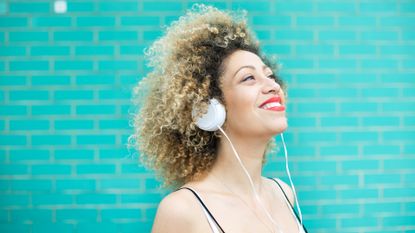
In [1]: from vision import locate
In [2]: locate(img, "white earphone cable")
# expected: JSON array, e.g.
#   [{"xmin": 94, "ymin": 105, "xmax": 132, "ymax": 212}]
[
  {"xmin": 280, "ymin": 133, "xmax": 303, "ymax": 226},
  {"xmin": 217, "ymin": 126, "xmax": 283, "ymax": 233}
]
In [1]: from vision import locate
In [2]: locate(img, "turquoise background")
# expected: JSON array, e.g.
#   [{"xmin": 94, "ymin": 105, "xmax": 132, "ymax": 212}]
[{"xmin": 1, "ymin": 0, "xmax": 414, "ymax": 232}]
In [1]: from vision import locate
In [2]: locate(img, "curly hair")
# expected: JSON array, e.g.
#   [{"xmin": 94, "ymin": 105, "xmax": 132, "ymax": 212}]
[{"xmin": 131, "ymin": 4, "xmax": 284, "ymax": 188}]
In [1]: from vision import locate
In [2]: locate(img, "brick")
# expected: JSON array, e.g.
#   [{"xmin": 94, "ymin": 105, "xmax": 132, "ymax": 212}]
[
  {"xmin": 76, "ymin": 164, "xmax": 116, "ymax": 174},
  {"xmin": 275, "ymin": 2, "xmax": 313, "ymax": 12},
  {"xmin": 98, "ymin": 90, "xmax": 131, "ymax": 100},
  {"xmin": 32, "ymin": 75, "xmax": 70, "ymax": 85},
  {"xmin": 32, "ymin": 164, "xmax": 71, "ymax": 175},
  {"xmin": 231, "ymin": 2, "xmax": 271, "ymax": 12},
  {"xmin": 75, "ymin": 75, "xmax": 115, "ymax": 85},
  {"xmin": 297, "ymin": 16, "xmax": 334, "ymax": 26},
  {"xmin": 0, "ymin": 135, "xmax": 27, "ymax": 145},
  {"xmin": 99, "ymin": 31, "xmax": 138, "ymax": 41},
  {"xmin": 56, "ymin": 209, "xmax": 97, "ymax": 221},
  {"xmin": 0, "ymin": 76, "xmax": 26, "ymax": 86},
  {"xmin": 10, "ymin": 61, "xmax": 49, "ymax": 71},
  {"xmin": 0, "ymin": 164, "xmax": 28, "ymax": 175},
  {"xmin": 10, "ymin": 120, "xmax": 49, "ymax": 130},
  {"xmin": 32, "ymin": 194, "xmax": 72, "ymax": 205},
  {"xmin": 0, "ymin": 105, "xmax": 27, "ymax": 115},
  {"xmin": 340, "ymin": 188, "xmax": 378, "ymax": 199},
  {"xmin": 9, "ymin": 32, "xmax": 49, "ymax": 42},
  {"xmin": 317, "ymin": 2, "xmax": 355, "ymax": 12},
  {"xmin": 287, "ymin": 116, "xmax": 316, "ymax": 127},
  {"xmin": 363, "ymin": 145, "xmax": 400, "ymax": 155},
  {"xmin": 55, "ymin": 120, "xmax": 93, "ymax": 130},
  {"xmin": 55, "ymin": 149, "xmax": 94, "ymax": 160},
  {"xmin": 98, "ymin": 60, "xmax": 138, "ymax": 71},
  {"xmin": 10, "ymin": 149, "xmax": 50, "ymax": 161},
  {"xmin": 99, "ymin": 2, "xmax": 138, "ymax": 12},
  {"xmin": 32, "ymin": 223, "xmax": 73, "ymax": 233},
  {"xmin": 253, "ymin": 16, "xmax": 291, "ymax": 26},
  {"xmin": 297, "ymin": 102, "xmax": 336, "ymax": 113},
  {"xmin": 75, "ymin": 46, "xmax": 114, "ymax": 55},
  {"xmin": 0, "ymin": 17, "xmax": 28, "ymax": 27},
  {"xmin": 360, "ymin": 3, "xmax": 397, "ymax": 12},
  {"xmin": 31, "ymin": 46, "xmax": 70, "ymax": 56},
  {"xmin": 32, "ymin": 17, "xmax": 71, "ymax": 27},
  {"xmin": 320, "ymin": 145, "xmax": 358, "ymax": 156},
  {"xmin": 0, "ymin": 194, "xmax": 29, "ymax": 207},
  {"xmin": 54, "ymin": 31, "xmax": 93, "ymax": 41},
  {"xmin": 101, "ymin": 179, "xmax": 141, "ymax": 189},
  {"xmin": 9, "ymin": 2, "xmax": 49, "ymax": 13},
  {"xmin": 342, "ymin": 160, "xmax": 379, "ymax": 171},
  {"xmin": 77, "ymin": 135, "xmax": 116, "ymax": 145},
  {"xmin": 32, "ymin": 135, "xmax": 71, "ymax": 145},
  {"xmin": 364, "ymin": 174, "xmax": 401, "ymax": 185},
  {"xmin": 319, "ymin": 31, "xmax": 356, "ymax": 40},
  {"xmin": 120, "ymin": 45, "xmax": 146, "ymax": 55},
  {"xmin": 56, "ymin": 179, "xmax": 95, "ymax": 191},
  {"xmin": 143, "ymin": 30, "xmax": 162, "ymax": 41},
  {"xmin": 11, "ymin": 209, "xmax": 52, "ymax": 222},
  {"xmin": 0, "ymin": 46, "xmax": 26, "ymax": 56},
  {"xmin": 101, "ymin": 208, "xmax": 141, "ymax": 220},
  {"xmin": 99, "ymin": 120, "xmax": 129, "ymax": 129},
  {"xmin": 10, "ymin": 90, "xmax": 49, "ymax": 101},
  {"xmin": 32, "ymin": 105, "xmax": 70, "ymax": 115},
  {"xmin": 67, "ymin": 2, "xmax": 94, "ymax": 12},
  {"xmin": 54, "ymin": 90, "xmax": 93, "ymax": 100},
  {"xmin": 121, "ymin": 193, "xmax": 162, "ymax": 204},
  {"xmin": 321, "ymin": 117, "xmax": 358, "ymax": 127},
  {"xmin": 384, "ymin": 159, "xmax": 415, "ymax": 170},
  {"xmin": 121, "ymin": 16, "xmax": 160, "ymax": 26},
  {"xmin": 322, "ymin": 203, "xmax": 359, "ymax": 214},
  {"xmin": 76, "ymin": 194, "xmax": 116, "ymax": 204},
  {"xmin": 142, "ymin": 2, "xmax": 182, "ymax": 11},
  {"xmin": 11, "ymin": 179, "xmax": 51, "ymax": 191},
  {"xmin": 55, "ymin": 61, "xmax": 93, "ymax": 71},
  {"xmin": 341, "ymin": 217, "xmax": 377, "ymax": 228},
  {"xmin": 77, "ymin": 16, "xmax": 115, "ymax": 27},
  {"xmin": 339, "ymin": 45, "xmax": 376, "ymax": 55},
  {"xmin": 362, "ymin": 117, "xmax": 400, "ymax": 126},
  {"xmin": 76, "ymin": 105, "xmax": 116, "ymax": 115},
  {"xmin": 298, "ymin": 132, "xmax": 337, "ymax": 142}
]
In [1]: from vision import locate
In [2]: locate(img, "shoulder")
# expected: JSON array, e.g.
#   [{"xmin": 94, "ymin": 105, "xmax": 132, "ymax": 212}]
[
  {"xmin": 151, "ymin": 188, "xmax": 202, "ymax": 233},
  {"xmin": 271, "ymin": 178, "xmax": 295, "ymax": 207}
]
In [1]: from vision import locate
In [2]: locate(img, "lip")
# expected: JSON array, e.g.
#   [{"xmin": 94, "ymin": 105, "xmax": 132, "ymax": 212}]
[{"xmin": 259, "ymin": 96, "xmax": 285, "ymax": 112}]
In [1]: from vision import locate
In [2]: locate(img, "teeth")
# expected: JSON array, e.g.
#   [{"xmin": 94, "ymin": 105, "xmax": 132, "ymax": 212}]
[{"xmin": 262, "ymin": 102, "xmax": 281, "ymax": 109}]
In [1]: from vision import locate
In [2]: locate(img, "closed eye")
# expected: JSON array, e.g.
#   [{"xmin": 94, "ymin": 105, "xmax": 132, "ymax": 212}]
[{"xmin": 241, "ymin": 75, "xmax": 255, "ymax": 82}]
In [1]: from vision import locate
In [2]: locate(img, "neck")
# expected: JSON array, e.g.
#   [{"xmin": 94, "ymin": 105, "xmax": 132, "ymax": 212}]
[{"xmin": 210, "ymin": 129, "xmax": 270, "ymax": 195}]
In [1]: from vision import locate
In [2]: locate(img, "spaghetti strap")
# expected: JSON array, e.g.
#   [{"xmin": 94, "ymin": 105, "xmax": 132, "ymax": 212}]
[
  {"xmin": 178, "ymin": 187, "xmax": 225, "ymax": 233},
  {"xmin": 268, "ymin": 178, "xmax": 309, "ymax": 233}
]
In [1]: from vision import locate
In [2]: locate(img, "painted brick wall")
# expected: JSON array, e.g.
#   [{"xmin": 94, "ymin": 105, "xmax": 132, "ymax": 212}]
[{"xmin": 0, "ymin": 0, "xmax": 414, "ymax": 232}]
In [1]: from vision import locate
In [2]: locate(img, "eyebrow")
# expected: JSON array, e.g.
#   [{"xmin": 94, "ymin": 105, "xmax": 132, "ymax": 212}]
[{"xmin": 232, "ymin": 64, "xmax": 270, "ymax": 77}]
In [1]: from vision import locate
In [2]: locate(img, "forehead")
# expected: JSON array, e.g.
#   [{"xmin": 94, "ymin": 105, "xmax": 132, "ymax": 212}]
[{"xmin": 222, "ymin": 50, "xmax": 265, "ymax": 75}]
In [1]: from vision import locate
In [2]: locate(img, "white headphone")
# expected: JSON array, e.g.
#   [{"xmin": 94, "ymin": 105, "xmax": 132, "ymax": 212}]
[{"xmin": 192, "ymin": 98, "xmax": 226, "ymax": 131}]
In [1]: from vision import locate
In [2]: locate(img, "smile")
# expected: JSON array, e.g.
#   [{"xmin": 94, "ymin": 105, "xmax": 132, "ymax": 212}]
[{"xmin": 259, "ymin": 97, "xmax": 286, "ymax": 112}]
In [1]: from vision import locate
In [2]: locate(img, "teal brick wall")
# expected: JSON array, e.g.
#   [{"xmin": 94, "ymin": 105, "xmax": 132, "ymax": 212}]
[{"xmin": 1, "ymin": 0, "xmax": 414, "ymax": 232}]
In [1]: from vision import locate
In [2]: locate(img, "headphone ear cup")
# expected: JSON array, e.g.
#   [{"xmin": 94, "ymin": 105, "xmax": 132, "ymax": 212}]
[{"xmin": 192, "ymin": 98, "xmax": 226, "ymax": 131}]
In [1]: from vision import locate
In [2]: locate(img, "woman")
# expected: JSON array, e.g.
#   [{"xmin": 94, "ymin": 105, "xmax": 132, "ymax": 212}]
[{"xmin": 132, "ymin": 4, "xmax": 308, "ymax": 233}]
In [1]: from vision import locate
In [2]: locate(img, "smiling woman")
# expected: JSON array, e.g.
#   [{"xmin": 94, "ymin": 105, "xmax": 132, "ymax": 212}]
[{"xmin": 131, "ymin": 4, "xmax": 308, "ymax": 233}]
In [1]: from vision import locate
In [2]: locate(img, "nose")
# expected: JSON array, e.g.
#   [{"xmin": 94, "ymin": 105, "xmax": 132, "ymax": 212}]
[{"xmin": 262, "ymin": 77, "xmax": 281, "ymax": 94}]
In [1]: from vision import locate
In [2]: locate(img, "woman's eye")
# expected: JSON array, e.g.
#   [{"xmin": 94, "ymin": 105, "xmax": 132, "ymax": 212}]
[
  {"xmin": 242, "ymin": 75, "xmax": 255, "ymax": 82},
  {"xmin": 267, "ymin": 74, "xmax": 276, "ymax": 79}
]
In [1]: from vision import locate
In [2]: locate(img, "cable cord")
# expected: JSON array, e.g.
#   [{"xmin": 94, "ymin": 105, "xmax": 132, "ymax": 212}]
[
  {"xmin": 280, "ymin": 133, "xmax": 303, "ymax": 227},
  {"xmin": 217, "ymin": 126, "xmax": 283, "ymax": 233}
]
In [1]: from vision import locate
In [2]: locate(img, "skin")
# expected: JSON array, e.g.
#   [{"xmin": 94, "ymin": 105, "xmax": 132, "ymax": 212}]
[{"xmin": 152, "ymin": 50, "xmax": 300, "ymax": 233}]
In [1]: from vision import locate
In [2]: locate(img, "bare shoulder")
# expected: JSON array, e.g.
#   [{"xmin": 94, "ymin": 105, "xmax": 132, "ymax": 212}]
[
  {"xmin": 151, "ymin": 188, "xmax": 201, "ymax": 233},
  {"xmin": 272, "ymin": 178, "xmax": 295, "ymax": 207}
]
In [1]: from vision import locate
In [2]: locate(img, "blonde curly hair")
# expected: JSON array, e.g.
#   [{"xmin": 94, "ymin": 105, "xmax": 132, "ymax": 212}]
[{"xmin": 131, "ymin": 4, "xmax": 284, "ymax": 188}]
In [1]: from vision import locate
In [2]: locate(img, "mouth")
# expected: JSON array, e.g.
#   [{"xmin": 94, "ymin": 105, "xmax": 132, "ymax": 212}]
[{"xmin": 259, "ymin": 96, "xmax": 286, "ymax": 112}]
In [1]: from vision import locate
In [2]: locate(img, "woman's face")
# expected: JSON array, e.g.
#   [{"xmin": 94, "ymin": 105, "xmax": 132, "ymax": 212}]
[{"xmin": 220, "ymin": 50, "xmax": 287, "ymax": 138}]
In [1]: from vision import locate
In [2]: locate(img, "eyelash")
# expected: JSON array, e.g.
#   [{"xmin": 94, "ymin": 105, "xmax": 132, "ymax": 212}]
[{"xmin": 242, "ymin": 74, "xmax": 277, "ymax": 82}]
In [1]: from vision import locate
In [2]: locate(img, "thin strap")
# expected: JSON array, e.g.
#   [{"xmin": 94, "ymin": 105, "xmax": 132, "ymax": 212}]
[
  {"xmin": 178, "ymin": 187, "xmax": 225, "ymax": 233},
  {"xmin": 268, "ymin": 178, "xmax": 308, "ymax": 233}
]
